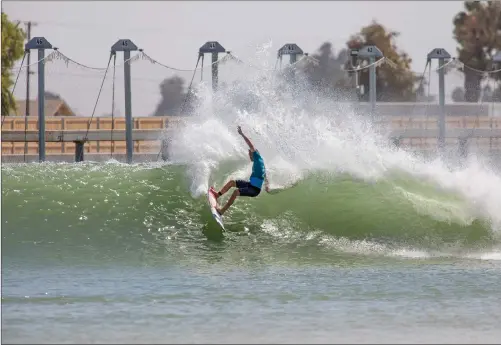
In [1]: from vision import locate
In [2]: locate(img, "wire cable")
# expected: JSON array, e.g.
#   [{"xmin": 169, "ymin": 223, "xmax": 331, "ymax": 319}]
[
  {"xmin": 76, "ymin": 53, "xmax": 114, "ymax": 161},
  {"xmin": 2, "ymin": 51, "xmax": 28, "ymax": 128}
]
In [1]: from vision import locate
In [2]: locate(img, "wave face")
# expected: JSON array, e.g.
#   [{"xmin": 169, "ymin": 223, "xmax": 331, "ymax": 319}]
[
  {"xmin": 3, "ymin": 50, "xmax": 501, "ymax": 264},
  {"xmin": 1, "ymin": 158, "xmax": 500, "ymax": 266},
  {"xmin": 166, "ymin": 56, "xmax": 501, "ymax": 236}
]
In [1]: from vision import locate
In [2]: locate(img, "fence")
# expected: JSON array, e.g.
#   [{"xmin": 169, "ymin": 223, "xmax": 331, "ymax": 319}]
[
  {"xmin": 1, "ymin": 116, "xmax": 183, "ymax": 155},
  {"xmin": 380, "ymin": 115, "xmax": 501, "ymax": 151},
  {"xmin": 2, "ymin": 114, "xmax": 501, "ymax": 156}
]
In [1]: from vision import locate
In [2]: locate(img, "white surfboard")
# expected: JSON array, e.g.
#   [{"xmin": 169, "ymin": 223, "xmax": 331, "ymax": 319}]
[{"xmin": 207, "ymin": 187, "xmax": 225, "ymax": 230}]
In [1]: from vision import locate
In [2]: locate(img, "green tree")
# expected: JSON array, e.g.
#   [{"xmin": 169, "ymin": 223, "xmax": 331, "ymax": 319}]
[
  {"xmin": 453, "ymin": 1, "xmax": 501, "ymax": 102},
  {"xmin": 415, "ymin": 77, "xmax": 436, "ymax": 103},
  {"xmin": 1, "ymin": 12, "xmax": 26, "ymax": 115},
  {"xmin": 152, "ymin": 76, "xmax": 199, "ymax": 116},
  {"xmin": 345, "ymin": 21, "xmax": 419, "ymax": 102},
  {"xmin": 299, "ymin": 42, "xmax": 352, "ymax": 98},
  {"xmin": 450, "ymin": 84, "xmax": 501, "ymax": 102},
  {"xmin": 451, "ymin": 86, "xmax": 465, "ymax": 102}
]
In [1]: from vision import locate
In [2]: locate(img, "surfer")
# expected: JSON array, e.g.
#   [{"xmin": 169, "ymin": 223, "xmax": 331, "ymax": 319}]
[{"xmin": 211, "ymin": 125, "xmax": 270, "ymax": 216}]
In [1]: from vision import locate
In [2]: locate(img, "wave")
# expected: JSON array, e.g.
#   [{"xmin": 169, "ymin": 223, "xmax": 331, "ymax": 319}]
[
  {"xmin": 1, "ymin": 162, "xmax": 499, "ymax": 265},
  {"xmin": 2, "ymin": 44, "xmax": 501, "ymax": 263},
  {"xmin": 165, "ymin": 52, "xmax": 501, "ymax": 236}
]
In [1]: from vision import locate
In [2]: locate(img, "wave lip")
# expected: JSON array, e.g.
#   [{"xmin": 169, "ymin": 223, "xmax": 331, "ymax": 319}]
[{"xmin": 164, "ymin": 48, "xmax": 501, "ymax": 236}]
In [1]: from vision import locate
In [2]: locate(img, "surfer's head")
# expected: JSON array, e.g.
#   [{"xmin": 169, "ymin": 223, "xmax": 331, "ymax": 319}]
[{"xmin": 248, "ymin": 149, "xmax": 253, "ymax": 161}]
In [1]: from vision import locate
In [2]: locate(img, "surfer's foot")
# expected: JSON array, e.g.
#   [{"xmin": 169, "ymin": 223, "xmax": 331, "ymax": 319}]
[
  {"xmin": 216, "ymin": 206, "xmax": 224, "ymax": 216},
  {"xmin": 210, "ymin": 187, "xmax": 219, "ymax": 199}
]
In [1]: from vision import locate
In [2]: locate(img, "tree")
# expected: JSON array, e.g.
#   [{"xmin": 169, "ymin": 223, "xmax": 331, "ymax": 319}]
[
  {"xmin": 491, "ymin": 87, "xmax": 501, "ymax": 102},
  {"xmin": 451, "ymin": 85, "xmax": 501, "ymax": 102},
  {"xmin": 451, "ymin": 87, "xmax": 465, "ymax": 102},
  {"xmin": 299, "ymin": 42, "xmax": 352, "ymax": 98},
  {"xmin": 481, "ymin": 84, "xmax": 493, "ymax": 102},
  {"xmin": 479, "ymin": 83, "xmax": 501, "ymax": 102},
  {"xmin": 414, "ymin": 73, "xmax": 436, "ymax": 102},
  {"xmin": 453, "ymin": 1, "xmax": 501, "ymax": 102},
  {"xmin": 1, "ymin": 12, "xmax": 26, "ymax": 115},
  {"xmin": 44, "ymin": 91, "xmax": 62, "ymax": 100},
  {"xmin": 451, "ymin": 84, "xmax": 501, "ymax": 102},
  {"xmin": 151, "ymin": 76, "xmax": 198, "ymax": 116},
  {"xmin": 345, "ymin": 21, "xmax": 419, "ymax": 102}
]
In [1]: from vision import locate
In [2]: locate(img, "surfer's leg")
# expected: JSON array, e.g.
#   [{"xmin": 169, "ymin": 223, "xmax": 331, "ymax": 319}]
[
  {"xmin": 217, "ymin": 180, "xmax": 236, "ymax": 199},
  {"xmin": 218, "ymin": 189, "xmax": 240, "ymax": 215}
]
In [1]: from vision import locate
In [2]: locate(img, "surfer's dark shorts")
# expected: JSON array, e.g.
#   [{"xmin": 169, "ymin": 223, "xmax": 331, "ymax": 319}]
[{"xmin": 235, "ymin": 180, "xmax": 261, "ymax": 197}]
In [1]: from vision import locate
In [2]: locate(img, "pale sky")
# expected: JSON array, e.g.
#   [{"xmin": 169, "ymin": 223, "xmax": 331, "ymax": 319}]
[{"xmin": 3, "ymin": 1, "xmax": 467, "ymax": 117}]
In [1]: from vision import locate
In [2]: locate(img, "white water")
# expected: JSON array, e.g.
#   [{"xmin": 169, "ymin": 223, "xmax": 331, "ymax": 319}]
[{"xmin": 166, "ymin": 46, "xmax": 501, "ymax": 234}]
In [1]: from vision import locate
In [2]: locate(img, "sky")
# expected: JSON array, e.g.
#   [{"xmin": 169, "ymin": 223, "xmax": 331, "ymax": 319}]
[{"xmin": 3, "ymin": 1, "xmax": 467, "ymax": 117}]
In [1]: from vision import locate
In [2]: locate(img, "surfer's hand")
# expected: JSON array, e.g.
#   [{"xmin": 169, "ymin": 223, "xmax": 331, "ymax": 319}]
[{"xmin": 237, "ymin": 126, "xmax": 243, "ymax": 135}]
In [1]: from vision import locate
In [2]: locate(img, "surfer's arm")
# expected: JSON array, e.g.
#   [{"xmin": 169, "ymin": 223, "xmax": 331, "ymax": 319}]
[
  {"xmin": 237, "ymin": 126, "xmax": 255, "ymax": 151},
  {"xmin": 264, "ymin": 176, "xmax": 281, "ymax": 194},
  {"xmin": 264, "ymin": 178, "xmax": 299, "ymax": 195},
  {"xmin": 265, "ymin": 176, "xmax": 271, "ymax": 193}
]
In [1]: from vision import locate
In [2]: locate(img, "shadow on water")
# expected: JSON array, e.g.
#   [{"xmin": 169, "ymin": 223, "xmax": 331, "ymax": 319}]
[
  {"xmin": 198, "ymin": 203, "xmax": 226, "ymax": 242},
  {"xmin": 201, "ymin": 223, "xmax": 225, "ymax": 242}
]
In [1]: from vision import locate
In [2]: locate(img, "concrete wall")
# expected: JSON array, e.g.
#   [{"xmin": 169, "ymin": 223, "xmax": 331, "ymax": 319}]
[
  {"xmin": 352, "ymin": 102, "xmax": 501, "ymax": 117},
  {"xmin": 1, "ymin": 153, "xmax": 159, "ymax": 164}
]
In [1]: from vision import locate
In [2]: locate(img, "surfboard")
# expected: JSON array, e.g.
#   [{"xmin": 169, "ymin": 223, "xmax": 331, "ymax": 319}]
[{"xmin": 207, "ymin": 186, "xmax": 225, "ymax": 230}]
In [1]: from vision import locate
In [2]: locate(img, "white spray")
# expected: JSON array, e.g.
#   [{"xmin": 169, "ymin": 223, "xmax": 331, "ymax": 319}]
[{"xmin": 166, "ymin": 46, "xmax": 501, "ymax": 234}]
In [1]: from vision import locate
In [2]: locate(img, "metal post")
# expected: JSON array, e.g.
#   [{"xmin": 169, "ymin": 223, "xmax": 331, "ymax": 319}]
[
  {"xmin": 358, "ymin": 45, "xmax": 383, "ymax": 115},
  {"xmin": 123, "ymin": 50, "xmax": 133, "ymax": 164},
  {"xmin": 427, "ymin": 48, "xmax": 451, "ymax": 152},
  {"xmin": 25, "ymin": 37, "xmax": 53, "ymax": 162},
  {"xmin": 26, "ymin": 49, "xmax": 31, "ymax": 116},
  {"xmin": 349, "ymin": 49, "xmax": 361, "ymax": 97},
  {"xmin": 111, "ymin": 39, "xmax": 138, "ymax": 164},
  {"xmin": 438, "ymin": 58, "xmax": 446, "ymax": 151},
  {"xmin": 211, "ymin": 52, "xmax": 218, "ymax": 93},
  {"xmin": 74, "ymin": 140, "xmax": 85, "ymax": 162},
  {"xmin": 277, "ymin": 43, "xmax": 303, "ymax": 84},
  {"xmin": 491, "ymin": 52, "xmax": 501, "ymax": 153},
  {"xmin": 199, "ymin": 41, "xmax": 226, "ymax": 93},
  {"xmin": 24, "ymin": 21, "xmax": 35, "ymax": 117},
  {"xmin": 458, "ymin": 137, "xmax": 468, "ymax": 159},
  {"xmin": 369, "ymin": 56, "xmax": 376, "ymax": 109},
  {"xmin": 290, "ymin": 53, "xmax": 297, "ymax": 82},
  {"xmin": 493, "ymin": 51, "xmax": 501, "ymax": 75},
  {"xmin": 37, "ymin": 48, "xmax": 46, "ymax": 162}
]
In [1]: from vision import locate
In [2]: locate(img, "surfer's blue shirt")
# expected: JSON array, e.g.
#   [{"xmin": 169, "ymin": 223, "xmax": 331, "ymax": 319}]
[{"xmin": 249, "ymin": 150, "xmax": 265, "ymax": 189}]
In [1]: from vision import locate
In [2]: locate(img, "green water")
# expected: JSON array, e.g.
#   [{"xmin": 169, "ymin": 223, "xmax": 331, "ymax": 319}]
[{"xmin": 2, "ymin": 162, "xmax": 501, "ymax": 344}]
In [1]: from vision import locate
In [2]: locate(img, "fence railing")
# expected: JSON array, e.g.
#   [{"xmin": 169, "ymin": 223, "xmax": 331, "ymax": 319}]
[
  {"xmin": 2, "ymin": 115, "xmax": 501, "ymax": 156},
  {"xmin": 1, "ymin": 116, "xmax": 183, "ymax": 155}
]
